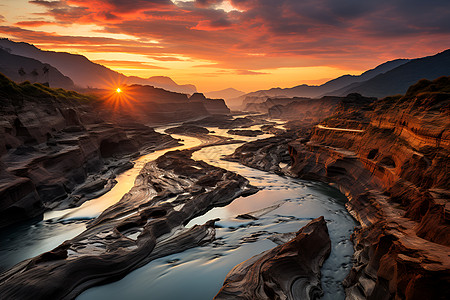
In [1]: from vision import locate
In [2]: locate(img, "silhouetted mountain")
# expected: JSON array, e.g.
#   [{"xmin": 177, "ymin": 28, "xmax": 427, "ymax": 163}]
[
  {"xmin": 127, "ymin": 75, "xmax": 196, "ymax": 94},
  {"xmin": 0, "ymin": 39, "xmax": 197, "ymax": 93},
  {"xmin": 231, "ymin": 58, "xmax": 409, "ymax": 108},
  {"xmin": 326, "ymin": 49, "xmax": 450, "ymax": 98},
  {"xmin": 0, "ymin": 48, "xmax": 74, "ymax": 89},
  {"xmin": 204, "ymin": 88, "xmax": 245, "ymax": 101}
]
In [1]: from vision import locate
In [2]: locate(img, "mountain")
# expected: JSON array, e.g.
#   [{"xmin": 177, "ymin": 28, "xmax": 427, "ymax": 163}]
[
  {"xmin": 0, "ymin": 48, "xmax": 74, "ymax": 89},
  {"xmin": 204, "ymin": 88, "xmax": 245, "ymax": 100},
  {"xmin": 231, "ymin": 58, "xmax": 409, "ymax": 108},
  {"xmin": 326, "ymin": 49, "xmax": 450, "ymax": 98},
  {"xmin": 127, "ymin": 75, "xmax": 196, "ymax": 94},
  {"xmin": 0, "ymin": 39, "xmax": 197, "ymax": 93}
]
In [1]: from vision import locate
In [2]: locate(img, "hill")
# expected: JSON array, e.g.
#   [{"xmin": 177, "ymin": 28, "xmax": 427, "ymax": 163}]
[
  {"xmin": 230, "ymin": 58, "xmax": 409, "ymax": 109},
  {"xmin": 326, "ymin": 49, "xmax": 450, "ymax": 97},
  {"xmin": 204, "ymin": 88, "xmax": 245, "ymax": 101},
  {"xmin": 0, "ymin": 48, "xmax": 74, "ymax": 89},
  {"xmin": 0, "ymin": 39, "xmax": 197, "ymax": 93}
]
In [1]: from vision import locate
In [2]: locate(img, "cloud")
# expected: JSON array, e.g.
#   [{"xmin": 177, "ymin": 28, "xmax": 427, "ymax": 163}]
[
  {"xmin": 4, "ymin": 0, "xmax": 449, "ymax": 73},
  {"xmin": 92, "ymin": 59, "xmax": 169, "ymax": 69},
  {"xmin": 15, "ymin": 21, "xmax": 57, "ymax": 27},
  {"xmin": 236, "ymin": 69, "xmax": 269, "ymax": 75}
]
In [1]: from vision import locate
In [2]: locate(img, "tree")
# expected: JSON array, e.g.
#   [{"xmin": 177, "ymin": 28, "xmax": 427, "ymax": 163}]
[
  {"xmin": 18, "ymin": 67, "xmax": 26, "ymax": 77},
  {"xmin": 31, "ymin": 69, "xmax": 39, "ymax": 82},
  {"xmin": 43, "ymin": 65, "xmax": 49, "ymax": 85}
]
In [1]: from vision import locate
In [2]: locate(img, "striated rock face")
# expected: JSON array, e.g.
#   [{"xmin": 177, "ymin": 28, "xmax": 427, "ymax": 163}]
[
  {"xmin": 215, "ymin": 216, "xmax": 331, "ymax": 300},
  {"xmin": 244, "ymin": 96, "xmax": 311, "ymax": 113},
  {"xmin": 287, "ymin": 77, "xmax": 450, "ymax": 299},
  {"xmin": 227, "ymin": 77, "xmax": 450, "ymax": 299},
  {"xmin": 0, "ymin": 74, "xmax": 179, "ymax": 228},
  {"xmin": 269, "ymin": 94, "xmax": 375, "ymax": 124},
  {"xmin": 0, "ymin": 149, "xmax": 258, "ymax": 299}
]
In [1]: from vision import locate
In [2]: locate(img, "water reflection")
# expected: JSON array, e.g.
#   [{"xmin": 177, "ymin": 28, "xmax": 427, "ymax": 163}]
[
  {"xmin": 79, "ymin": 136, "xmax": 356, "ymax": 300},
  {"xmin": 0, "ymin": 133, "xmax": 201, "ymax": 272}
]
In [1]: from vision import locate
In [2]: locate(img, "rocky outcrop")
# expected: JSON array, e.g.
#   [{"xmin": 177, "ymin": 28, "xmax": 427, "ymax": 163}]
[
  {"xmin": 227, "ymin": 129, "xmax": 264, "ymax": 137},
  {"xmin": 268, "ymin": 94, "xmax": 375, "ymax": 124},
  {"xmin": 225, "ymin": 134, "xmax": 295, "ymax": 173},
  {"xmin": 215, "ymin": 216, "xmax": 331, "ymax": 300},
  {"xmin": 189, "ymin": 93, "xmax": 231, "ymax": 115},
  {"xmin": 0, "ymin": 74, "xmax": 179, "ymax": 228},
  {"xmin": 0, "ymin": 149, "xmax": 257, "ymax": 299},
  {"xmin": 165, "ymin": 124, "xmax": 210, "ymax": 135},
  {"xmin": 244, "ymin": 97, "xmax": 311, "ymax": 113},
  {"xmin": 186, "ymin": 114, "xmax": 271, "ymax": 129}
]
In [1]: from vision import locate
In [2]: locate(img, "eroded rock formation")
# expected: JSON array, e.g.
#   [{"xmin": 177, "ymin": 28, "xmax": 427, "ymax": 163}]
[
  {"xmin": 0, "ymin": 74, "xmax": 179, "ymax": 228},
  {"xmin": 226, "ymin": 77, "xmax": 450, "ymax": 299},
  {"xmin": 0, "ymin": 149, "xmax": 258, "ymax": 299},
  {"xmin": 215, "ymin": 216, "xmax": 331, "ymax": 300}
]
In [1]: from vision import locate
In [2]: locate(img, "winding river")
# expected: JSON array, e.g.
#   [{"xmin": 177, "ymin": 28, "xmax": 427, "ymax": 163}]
[{"xmin": 0, "ymin": 121, "xmax": 356, "ymax": 300}]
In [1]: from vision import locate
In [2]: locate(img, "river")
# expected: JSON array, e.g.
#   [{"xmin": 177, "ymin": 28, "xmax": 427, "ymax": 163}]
[{"xmin": 0, "ymin": 121, "xmax": 356, "ymax": 300}]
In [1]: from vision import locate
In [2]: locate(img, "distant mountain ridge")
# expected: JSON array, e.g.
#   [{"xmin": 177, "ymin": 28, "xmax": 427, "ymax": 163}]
[
  {"xmin": 0, "ymin": 38, "xmax": 197, "ymax": 94},
  {"xmin": 0, "ymin": 48, "xmax": 74, "ymax": 89},
  {"xmin": 325, "ymin": 49, "xmax": 450, "ymax": 97},
  {"xmin": 229, "ymin": 58, "xmax": 410, "ymax": 108},
  {"xmin": 204, "ymin": 88, "xmax": 245, "ymax": 100}
]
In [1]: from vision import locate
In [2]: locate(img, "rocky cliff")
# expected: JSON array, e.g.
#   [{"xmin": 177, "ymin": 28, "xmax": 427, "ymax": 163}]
[
  {"xmin": 215, "ymin": 216, "xmax": 331, "ymax": 300},
  {"xmin": 189, "ymin": 92, "xmax": 231, "ymax": 115},
  {"xmin": 226, "ymin": 77, "xmax": 450, "ymax": 299},
  {"xmin": 0, "ymin": 74, "xmax": 178, "ymax": 228},
  {"xmin": 88, "ymin": 87, "xmax": 231, "ymax": 125}
]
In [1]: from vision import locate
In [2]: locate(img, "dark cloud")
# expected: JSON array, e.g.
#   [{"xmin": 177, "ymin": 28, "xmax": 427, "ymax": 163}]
[
  {"xmin": 11, "ymin": 0, "xmax": 450, "ymax": 72},
  {"xmin": 29, "ymin": 0, "xmax": 66, "ymax": 8}
]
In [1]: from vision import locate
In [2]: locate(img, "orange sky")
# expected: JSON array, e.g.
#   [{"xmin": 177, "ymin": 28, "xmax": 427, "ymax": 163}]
[{"xmin": 1, "ymin": 0, "xmax": 450, "ymax": 92}]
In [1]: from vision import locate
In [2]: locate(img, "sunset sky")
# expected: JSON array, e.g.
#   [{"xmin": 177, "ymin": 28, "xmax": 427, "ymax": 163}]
[{"xmin": 1, "ymin": 0, "xmax": 450, "ymax": 92}]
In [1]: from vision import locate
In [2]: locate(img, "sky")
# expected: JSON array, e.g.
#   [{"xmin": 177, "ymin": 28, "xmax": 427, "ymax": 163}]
[{"xmin": 1, "ymin": 0, "xmax": 450, "ymax": 92}]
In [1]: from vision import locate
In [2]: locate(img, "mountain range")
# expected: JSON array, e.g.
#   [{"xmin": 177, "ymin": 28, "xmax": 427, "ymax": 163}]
[
  {"xmin": 204, "ymin": 88, "xmax": 246, "ymax": 101},
  {"xmin": 1, "ymin": 38, "xmax": 449, "ymax": 107},
  {"xmin": 231, "ymin": 49, "xmax": 450, "ymax": 109},
  {"xmin": 0, "ymin": 38, "xmax": 196, "ymax": 94}
]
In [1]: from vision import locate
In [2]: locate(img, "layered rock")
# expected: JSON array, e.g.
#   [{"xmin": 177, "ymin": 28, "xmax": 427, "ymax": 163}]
[
  {"xmin": 244, "ymin": 96, "xmax": 311, "ymax": 113},
  {"xmin": 226, "ymin": 77, "xmax": 450, "ymax": 299},
  {"xmin": 215, "ymin": 216, "xmax": 331, "ymax": 300},
  {"xmin": 186, "ymin": 114, "xmax": 271, "ymax": 129},
  {"xmin": 0, "ymin": 74, "xmax": 179, "ymax": 228},
  {"xmin": 189, "ymin": 92, "xmax": 231, "ymax": 115},
  {"xmin": 227, "ymin": 129, "xmax": 264, "ymax": 137},
  {"xmin": 0, "ymin": 149, "xmax": 258, "ymax": 299},
  {"xmin": 268, "ymin": 94, "xmax": 375, "ymax": 124}
]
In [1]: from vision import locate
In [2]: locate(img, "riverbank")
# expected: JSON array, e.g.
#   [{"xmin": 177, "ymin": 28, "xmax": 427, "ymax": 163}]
[{"xmin": 224, "ymin": 78, "xmax": 450, "ymax": 299}]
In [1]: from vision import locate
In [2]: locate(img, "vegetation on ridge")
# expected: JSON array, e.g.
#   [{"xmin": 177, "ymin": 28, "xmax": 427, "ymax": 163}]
[{"xmin": 0, "ymin": 72, "xmax": 93, "ymax": 104}]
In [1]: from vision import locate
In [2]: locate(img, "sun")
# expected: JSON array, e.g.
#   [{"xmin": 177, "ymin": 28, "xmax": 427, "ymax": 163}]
[{"xmin": 116, "ymin": 87, "xmax": 122, "ymax": 93}]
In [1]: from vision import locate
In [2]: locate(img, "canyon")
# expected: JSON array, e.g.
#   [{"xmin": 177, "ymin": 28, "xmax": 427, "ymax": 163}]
[
  {"xmin": 228, "ymin": 76, "xmax": 450, "ymax": 299},
  {"xmin": 0, "ymin": 73, "xmax": 448, "ymax": 300}
]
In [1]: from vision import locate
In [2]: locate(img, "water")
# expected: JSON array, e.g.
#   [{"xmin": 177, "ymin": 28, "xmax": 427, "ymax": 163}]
[
  {"xmin": 78, "ymin": 137, "xmax": 356, "ymax": 300},
  {"xmin": 0, "ymin": 121, "xmax": 356, "ymax": 299},
  {"xmin": 0, "ymin": 134, "xmax": 201, "ymax": 272}
]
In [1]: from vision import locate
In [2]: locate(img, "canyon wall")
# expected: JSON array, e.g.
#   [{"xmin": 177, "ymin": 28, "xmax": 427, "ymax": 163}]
[
  {"xmin": 226, "ymin": 77, "xmax": 450, "ymax": 299},
  {"xmin": 0, "ymin": 74, "xmax": 178, "ymax": 228}
]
